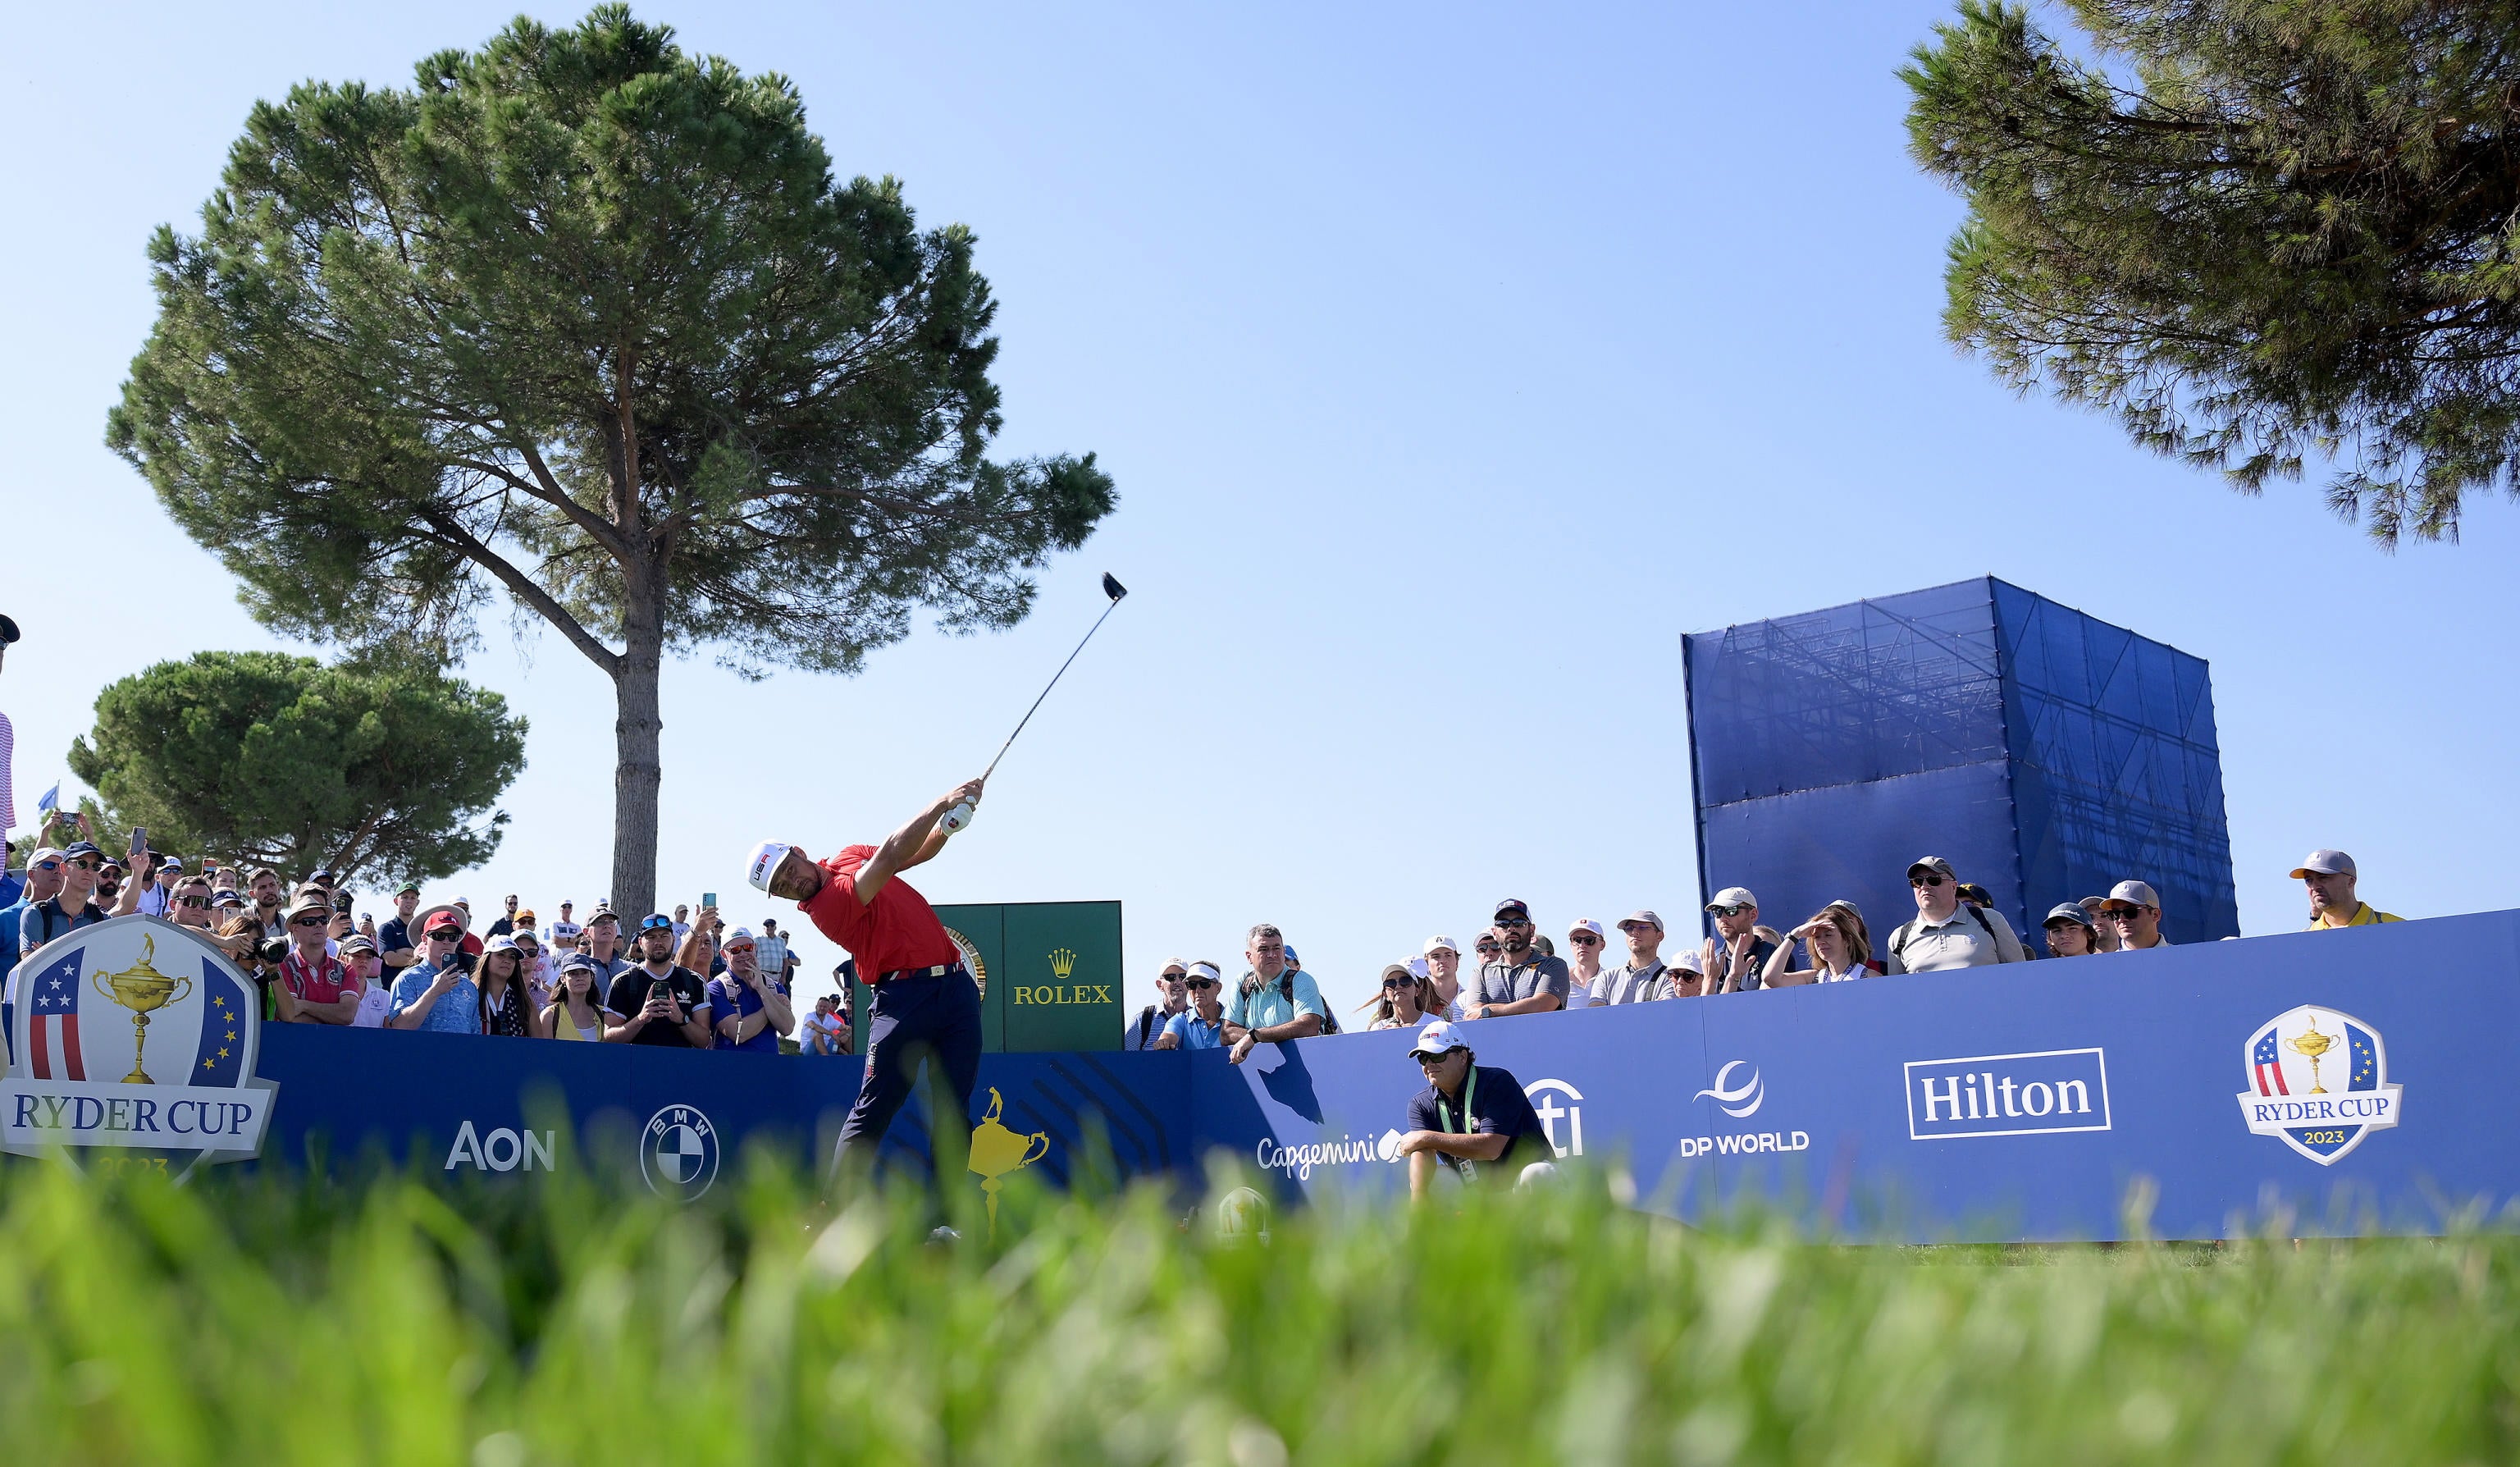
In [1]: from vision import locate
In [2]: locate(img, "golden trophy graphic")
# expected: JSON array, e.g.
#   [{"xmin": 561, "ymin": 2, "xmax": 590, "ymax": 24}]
[
  {"xmin": 92, "ymin": 935, "xmax": 193, "ymax": 1085},
  {"xmin": 966, "ymin": 1087, "xmax": 1051, "ymax": 1235},
  {"xmin": 2285, "ymin": 1013, "xmax": 2336, "ymax": 1095}
]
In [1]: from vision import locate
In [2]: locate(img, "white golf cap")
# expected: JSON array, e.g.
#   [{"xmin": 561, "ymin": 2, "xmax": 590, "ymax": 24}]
[
  {"xmin": 2100, "ymin": 880, "xmax": 2161, "ymax": 912},
  {"xmin": 746, "ymin": 840, "xmax": 795, "ymax": 893},
  {"xmin": 1408, "ymin": 1020, "xmax": 1470, "ymax": 1059},
  {"xmin": 1407, "ymin": 955, "xmax": 1430, "ymax": 979},
  {"xmin": 1669, "ymin": 948, "xmax": 1705, "ymax": 974},
  {"xmin": 1378, "ymin": 962, "xmax": 1415, "ymax": 985},
  {"xmin": 1422, "ymin": 934, "xmax": 1459, "ymax": 955},
  {"xmin": 1568, "ymin": 917, "xmax": 1606, "ymax": 940},
  {"xmin": 1706, "ymin": 887, "xmax": 1758, "ymax": 912},
  {"xmin": 723, "ymin": 925, "xmax": 756, "ymax": 948},
  {"xmin": 1618, "ymin": 909, "xmax": 1664, "ymax": 931},
  {"xmin": 2290, "ymin": 849, "xmax": 2357, "ymax": 880},
  {"xmin": 1185, "ymin": 961, "xmax": 1222, "ymax": 983}
]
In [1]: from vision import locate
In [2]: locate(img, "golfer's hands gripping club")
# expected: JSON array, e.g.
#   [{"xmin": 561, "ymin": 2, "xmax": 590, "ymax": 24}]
[{"xmin": 935, "ymin": 776, "xmax": 988, "ymax": 836}]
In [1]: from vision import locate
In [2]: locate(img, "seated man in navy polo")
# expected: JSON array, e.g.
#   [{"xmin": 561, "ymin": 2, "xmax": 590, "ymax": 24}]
[{"xmin": 1392, "ymin": 1021, "xmax": 1552, "ymax": 1199}]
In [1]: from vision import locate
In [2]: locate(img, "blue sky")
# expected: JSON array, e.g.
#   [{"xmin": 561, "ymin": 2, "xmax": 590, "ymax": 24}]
[{"xmin": 4, "ymin": 2, "xmax": 2511, "ymax": 1023}]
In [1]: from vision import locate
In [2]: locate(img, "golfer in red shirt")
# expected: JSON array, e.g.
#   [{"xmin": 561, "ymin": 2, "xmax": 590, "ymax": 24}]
[{"xmin": 749, "ymin": 776, "xmax": 988, "ymax": 1181}]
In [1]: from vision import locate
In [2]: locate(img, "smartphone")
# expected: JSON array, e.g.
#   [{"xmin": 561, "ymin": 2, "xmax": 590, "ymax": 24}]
[
  {"xmin": 649, "ymin": 976, "xmax": 670, "ymax": 1003},
  {"xmin": 701, "ymin": 891, "xmax": 717, "ymax": 908},
  {"xmin": 128, "ymin": 825, "xmax": 147, "ymax": 857}
]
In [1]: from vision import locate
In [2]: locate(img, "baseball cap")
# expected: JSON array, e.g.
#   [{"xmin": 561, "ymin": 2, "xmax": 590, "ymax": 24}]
[
  {"xmin": 1618, "ymin": 909, "xmax": 1664, "ymax": 932},
  {"xmin": 1282, "ymin": 945, "xmax": 1301, "ymax": 970},
  {"xmin": 723, "ymin": 926, "xmax": 757, "ymax": 951},
  {"xmin": 559, "ymin": 953, "xmax": 596, "ymax": 976},
  {"xmin": 515, "ymin": 907, "xmax": 536, "ymax": 925},
  {"xmin": 483, "ymin": 934, "xmax": 518, "ymax": 954},
  {"xmin": 1907, "ymin": 857, "xmax": 1957, "ymax": 881},
  {"xmin": 2289, "ymin": 849, "xmax": 2357, "ymax": 880},
  {"xmin": 29, "ymin": 846, "xmax": 63, "ymax": 867},
  {"xmin": 1407, "ymin": 956, "xmax": 1430, "ymax": 979},
  {"xmin": 1568, "ymin": 917, "xmax": 1606, "ymax": 941},
  {"xmin": 338, "ymin": 933, "xmax": 377, "ymax": 956},
  {"xmin": 1956, "ymin": 882, "xmax": 1992, "ymax": 906},
  {"xmin": 1670, "ymin": 948, "xmax": 1705, "ymax": 974},
  {"xmin": 1705, "ymin": 887, "xmax": 1757, "ymax": 912},
  {"xmin": 746, "ymin": 839, "xmax": 796, "ymax": 893},
  {"xmin": 1493, "ymin": 897, "xmax": 1530, "ymax": 921},
  {"xmin": 1422, "ymin": 935, "xmax": 1459, "ymax": 956},
  {"xmin": 307, "ymin": 870, "xmax": 336, "ymax": 885},
  {"xmin": 1408, "ymin": 1020, "xmax": 1471, "ymax": 1059},
  {"xmin": 587, "ymin": 907, "xmax": 619, "ymax": 925},
  {"xmin": 2043, "ymin": 903, "xmax": 2098, "ymax": 930},
  {"xmin": 425, "ymin": 916, "xmax": 465, "ymax": 936},
  {"xmin": 2100, "ymin": 880, "xmax": 2161, "ymax": 913},
  {"xmin": 212, "ymin": 889, "xmax": 244, "ymax": 907},
  {"xmin": 396, "ymin": 881, "xmax": 421, "ymax": 896},
  {"xmin": 61, "ymin": 841, "xmax": 102, "ymax": 861},
  {"xmin": 1378, "ymin": 962, "xmax": 1416, "ymax": 985}
]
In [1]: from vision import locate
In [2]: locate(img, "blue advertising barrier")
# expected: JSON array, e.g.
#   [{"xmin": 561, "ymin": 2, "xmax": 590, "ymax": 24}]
[{"xmin": 208, "ymin": 912, "xmax": 2518, "ymax": 1239}]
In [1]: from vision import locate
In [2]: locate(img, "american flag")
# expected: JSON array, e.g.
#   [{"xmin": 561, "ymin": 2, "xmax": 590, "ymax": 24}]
[
  {"xmin": 25, "ymin": 946, "xmax": 87, "ymax": 1081},
  {"xmin": 2252, "ymin": 1027, "xmax": 2290, "ymax": 1096},
  {"xmin": 190, "ymin": 958, "xmax": 248, "ymax": 1084}
]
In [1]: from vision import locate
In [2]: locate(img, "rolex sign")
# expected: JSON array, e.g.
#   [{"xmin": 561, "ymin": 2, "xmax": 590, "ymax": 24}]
[{"xmin": 852, "ymin": 902, "xmax": 1123, "ymax": 1053}]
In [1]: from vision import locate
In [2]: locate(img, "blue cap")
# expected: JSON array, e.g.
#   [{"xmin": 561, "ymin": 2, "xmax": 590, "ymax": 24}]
[{"xmin": 61, "ymin": 841, "xmax": 102, "ymax": 860}]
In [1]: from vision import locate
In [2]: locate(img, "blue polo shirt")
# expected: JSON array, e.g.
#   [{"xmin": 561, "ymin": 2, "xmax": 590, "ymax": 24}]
[
  {"xmin": 1224, "ymin": 968, "xmax": 1326, "ymax": 1031},
  {"xmin": 1160, "ymin": 1008, "xmax": 1228, "ymax": 1050},
  {"xmin": 388, "ymin": 957, "xmax": 483, "ymax": 1035},
  {"xmin": 705, "ymin": 972, "xmax": 791, "ymax": 1053}
]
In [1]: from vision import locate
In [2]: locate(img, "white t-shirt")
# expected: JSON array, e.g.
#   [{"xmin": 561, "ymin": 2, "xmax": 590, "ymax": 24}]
[{"xmin": 349, "ymin": 985, "xmax": 392, "ymax": 1027}]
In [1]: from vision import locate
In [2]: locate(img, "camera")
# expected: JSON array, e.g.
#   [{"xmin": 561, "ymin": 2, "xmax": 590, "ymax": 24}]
[{"xmin": 257, "ymin": 938, "xmax": 290, "ymax": 966}]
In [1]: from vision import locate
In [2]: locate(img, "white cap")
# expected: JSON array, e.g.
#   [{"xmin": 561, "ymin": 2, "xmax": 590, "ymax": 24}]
[
  {"xmin": 723, "ymin": 925, "xmax": 756, "ymax": 948},
  {"xmin": 1670, "ymin": 948, "xmax": 1705, "ymax": 974},
  {"xmin": 1568, "ymin": 917, "xmax": 1606, "ymax": 939},
  {"xmin": 746, "ymin": 840, "xmax": 794, "ymax": 893},
  {"xmin": 1706, "ymin": 887, "xmax": 1758, "ymax": 912},
  {"xmin": 1408, "ymin": 1020, "xmax": 1470, "ymax": 1059},
  {"xmin": 1407, "ymin": 956, "xmax": 1430, "ymax": 979},
  {"xmin": 2290, "ymin": 849, "xmax": 2356, "ymax": 880},
  {"xmin": 2101, "ymin": 880, "xmax": 2161, "ymax": 912},
  {"xmin": 1422, "ymin": 934, "xmax": 1459, "ymax": 956},
  {"xmin": 1185, "ymin": 961, "xmax": 1222, "ymax": 984}
]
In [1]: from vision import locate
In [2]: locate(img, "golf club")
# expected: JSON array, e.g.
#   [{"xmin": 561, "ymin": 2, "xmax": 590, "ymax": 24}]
[{"xmin": 938, "ymin": 572, "xmax": 1129, "ymax": 832}]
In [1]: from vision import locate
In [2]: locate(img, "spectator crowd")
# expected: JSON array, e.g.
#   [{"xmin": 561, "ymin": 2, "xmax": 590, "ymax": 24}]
[
  {"xmin": 1120, "ymin": 848, "xmax": 2403, "ymax": 1062},
  {"xmin": 0, "ymin": 811, "xmax": 850, "ymax": 1057},
  {"xmin": 0, "ymin": 804, "xmax": 2403, "ymax": 1076}
]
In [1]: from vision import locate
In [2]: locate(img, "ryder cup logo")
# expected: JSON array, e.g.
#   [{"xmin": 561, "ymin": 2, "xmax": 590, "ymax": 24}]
[
  {"xmin": 2237, "ymin": 1007, "xmax": 2402, "ymax": 1164},
  {"xmin": 640, "ymin": 1104, "xmax": 720, "ymax": 1200},
  {"xmin": 2, "ymin": 916, "xmax": 277, "ymax": 1179}
]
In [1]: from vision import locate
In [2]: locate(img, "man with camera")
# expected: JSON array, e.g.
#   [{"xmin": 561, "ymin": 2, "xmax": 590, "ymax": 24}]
[{"xmin": 601, "ymin": 912, "xmax": 713, "ymax": 1047}]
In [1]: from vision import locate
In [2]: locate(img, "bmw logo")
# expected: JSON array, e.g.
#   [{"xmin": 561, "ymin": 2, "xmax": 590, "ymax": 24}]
[{"xmin": 639, "ymin": 1104, "xmax": 720, "ymax": 1201}]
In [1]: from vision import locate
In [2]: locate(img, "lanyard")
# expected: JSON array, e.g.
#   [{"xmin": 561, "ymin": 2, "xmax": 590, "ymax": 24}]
[{"xmin": 1436, "ymin": 1066, "xmax": 1477, "ymax": 1134}]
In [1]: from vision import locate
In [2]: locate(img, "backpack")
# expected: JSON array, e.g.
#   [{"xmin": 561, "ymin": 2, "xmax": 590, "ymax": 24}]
[
  {"xmin": 1889, "ymin": 904, "xmax": 2016, "ymax": 964},
  {"xmin": 1133, "ymin": 1003, "xmax": 1164, "ymax": 1049}
]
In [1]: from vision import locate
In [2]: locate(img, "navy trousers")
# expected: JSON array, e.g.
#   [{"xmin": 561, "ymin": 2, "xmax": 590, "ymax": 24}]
[{"xmin": 833, "ymin": 966, "xmax": 984, "ymax": 1179}]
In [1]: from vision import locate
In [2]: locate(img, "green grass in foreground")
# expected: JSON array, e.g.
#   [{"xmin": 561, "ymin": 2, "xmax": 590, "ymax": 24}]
[{"xmin": 2, "ymin": 1158, "xmax": 2518, "ymax": 1465}]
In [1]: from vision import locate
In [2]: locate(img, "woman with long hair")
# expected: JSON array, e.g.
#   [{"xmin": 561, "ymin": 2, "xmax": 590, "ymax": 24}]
[
  {"xmin": 542, "ymin": 953, "xmax": 607, "ymax": 1042},
  {"xmin": 1359, "ymin": 962, "xmax": 1431, "ymax": 1031},
  {"xmin": 475, "ymin": 935, "xmax": 548, "ymax": 1038},
  {"xmin": 2041, "ymin": 903, "xmax": 2102, "ymax": 957},
  {"xmin": 1760, "ymin": 904, "xmax": 1873, "ymax": 986}
]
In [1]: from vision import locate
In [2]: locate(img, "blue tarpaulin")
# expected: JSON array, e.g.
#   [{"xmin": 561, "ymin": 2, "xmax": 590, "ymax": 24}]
[{"xmin": 1682, "ymin": 578, "xmax": 2238, "ymax": 945}]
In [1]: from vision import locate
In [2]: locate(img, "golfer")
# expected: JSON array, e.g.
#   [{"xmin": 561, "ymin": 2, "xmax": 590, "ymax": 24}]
[{"xmin": 749, "ymin": 777, "xmax": 988, "ymax": 1182}]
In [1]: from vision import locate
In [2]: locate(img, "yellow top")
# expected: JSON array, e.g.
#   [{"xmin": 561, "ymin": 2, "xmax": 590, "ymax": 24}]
[
  {"xmin": 2308, "ymin": 903, "xmax": 2401, "ymax": 930},
  {"xmin": 547, "ymin": 1003, "xmax": 603, "ymax": 1041}
]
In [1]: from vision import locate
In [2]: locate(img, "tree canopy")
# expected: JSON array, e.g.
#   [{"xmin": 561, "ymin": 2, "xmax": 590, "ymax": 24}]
[
  {"xmin": 66, "ymin": 651, "xmax": 526, "ymax": 884},
  {"xmin": 1904, "ymin": 0, "xmax": 2520, "ymax": 545},
  {"xmin": 107, "ymin": 5, "xmax": 1116, "ymax": 914}
]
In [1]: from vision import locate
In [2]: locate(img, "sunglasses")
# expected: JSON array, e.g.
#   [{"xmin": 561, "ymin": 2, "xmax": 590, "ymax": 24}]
[
  {"xmin": 1383, "ymin": 974, "xmax": 1419, "ymax": 989},
  {"xmin": 427, "ymin": 929, "xmax": 463, "ymax": 940},
  {"xmin": 1495, "ymin": 916, "xmax": 1532, "ymax": 928},
  {"xmin": 1568, "ymin": 932, "xmax": 1601, "ymax": 945},
  {"xmin": 1707, "ymin": 903, "xmax": 1751, "ymax": 917},
  {"xmin": 175, "ymin": 895, "xmax": 211, "ymax": 909},
  {"xmin": 290, "ymin": 913, "xmax": 326, "ymax": 927},
  {"xmin": 1911, "ymin": 875, "xmax": 1947, "ymax": 888},
  {"xmin": 66, "ymin": 858, "xmax": 101, "ymax": 872},
  {"xmin": 1159, "ymin": 971, "xmax": 1188, "ymax": 982},
  {"xmin": 31, "ymin": 860, "xmax": 60, "ymax": 872},
  {"xmin": 1475, "ymin": 941, "xmax": 1502, "ymax": 953},
  {"xmin": 1187, "ymin": 978, "xmax": 1219, "ymax": 990},
  {"xmin": 725, "ymin": 943, "xmax": 756, "ymax": 954}
]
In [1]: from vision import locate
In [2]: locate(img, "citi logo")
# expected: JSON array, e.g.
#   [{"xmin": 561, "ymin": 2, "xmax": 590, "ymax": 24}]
[
  {"xmin": 1904, "ymin": 1048, "xmax": 2111, "ymax": 1140},
  {"xmin": 1524, "ymin": 1078, "xmax": 1585, "ymax": 1159},
  {"xmin": 1694, "ymin": 1061, "xmax": 1764, "ymax": 1118}
]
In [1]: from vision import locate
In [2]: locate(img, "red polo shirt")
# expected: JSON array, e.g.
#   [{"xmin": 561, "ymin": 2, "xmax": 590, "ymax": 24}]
[
  {"xmin": 799, "ymin": 844, "xmax": 958, "ymax": 980},
  {"xmin": 281, "ymin": 950, "xmax": 355, "ymax": 1007}
]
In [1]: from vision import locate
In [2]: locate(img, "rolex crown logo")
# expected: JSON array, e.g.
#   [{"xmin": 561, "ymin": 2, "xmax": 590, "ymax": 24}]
[{"xmin": 1048, "ymin": 948, "xmax": 1077, "ymax": 980}]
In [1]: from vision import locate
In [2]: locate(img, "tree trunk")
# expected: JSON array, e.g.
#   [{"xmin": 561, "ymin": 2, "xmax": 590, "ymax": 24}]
[{"xmin": 611, "ymin": 568, "xmax": 666, "ymax": 921}]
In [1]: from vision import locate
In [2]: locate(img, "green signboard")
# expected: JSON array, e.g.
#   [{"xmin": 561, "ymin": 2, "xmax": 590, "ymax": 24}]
[{"xmin": 851, "ymin": 901, "xmax": 1123, "ymax": 1053}]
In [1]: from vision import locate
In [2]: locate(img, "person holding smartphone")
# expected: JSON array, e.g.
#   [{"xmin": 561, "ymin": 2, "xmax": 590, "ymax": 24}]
[
  {"xmin": 601, "ymin": 912, "xmax": 712, "ymax": 1046},
  {"xmin": 706, "ymin": 926, "xmax": 794, "ymax": 1053}
]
